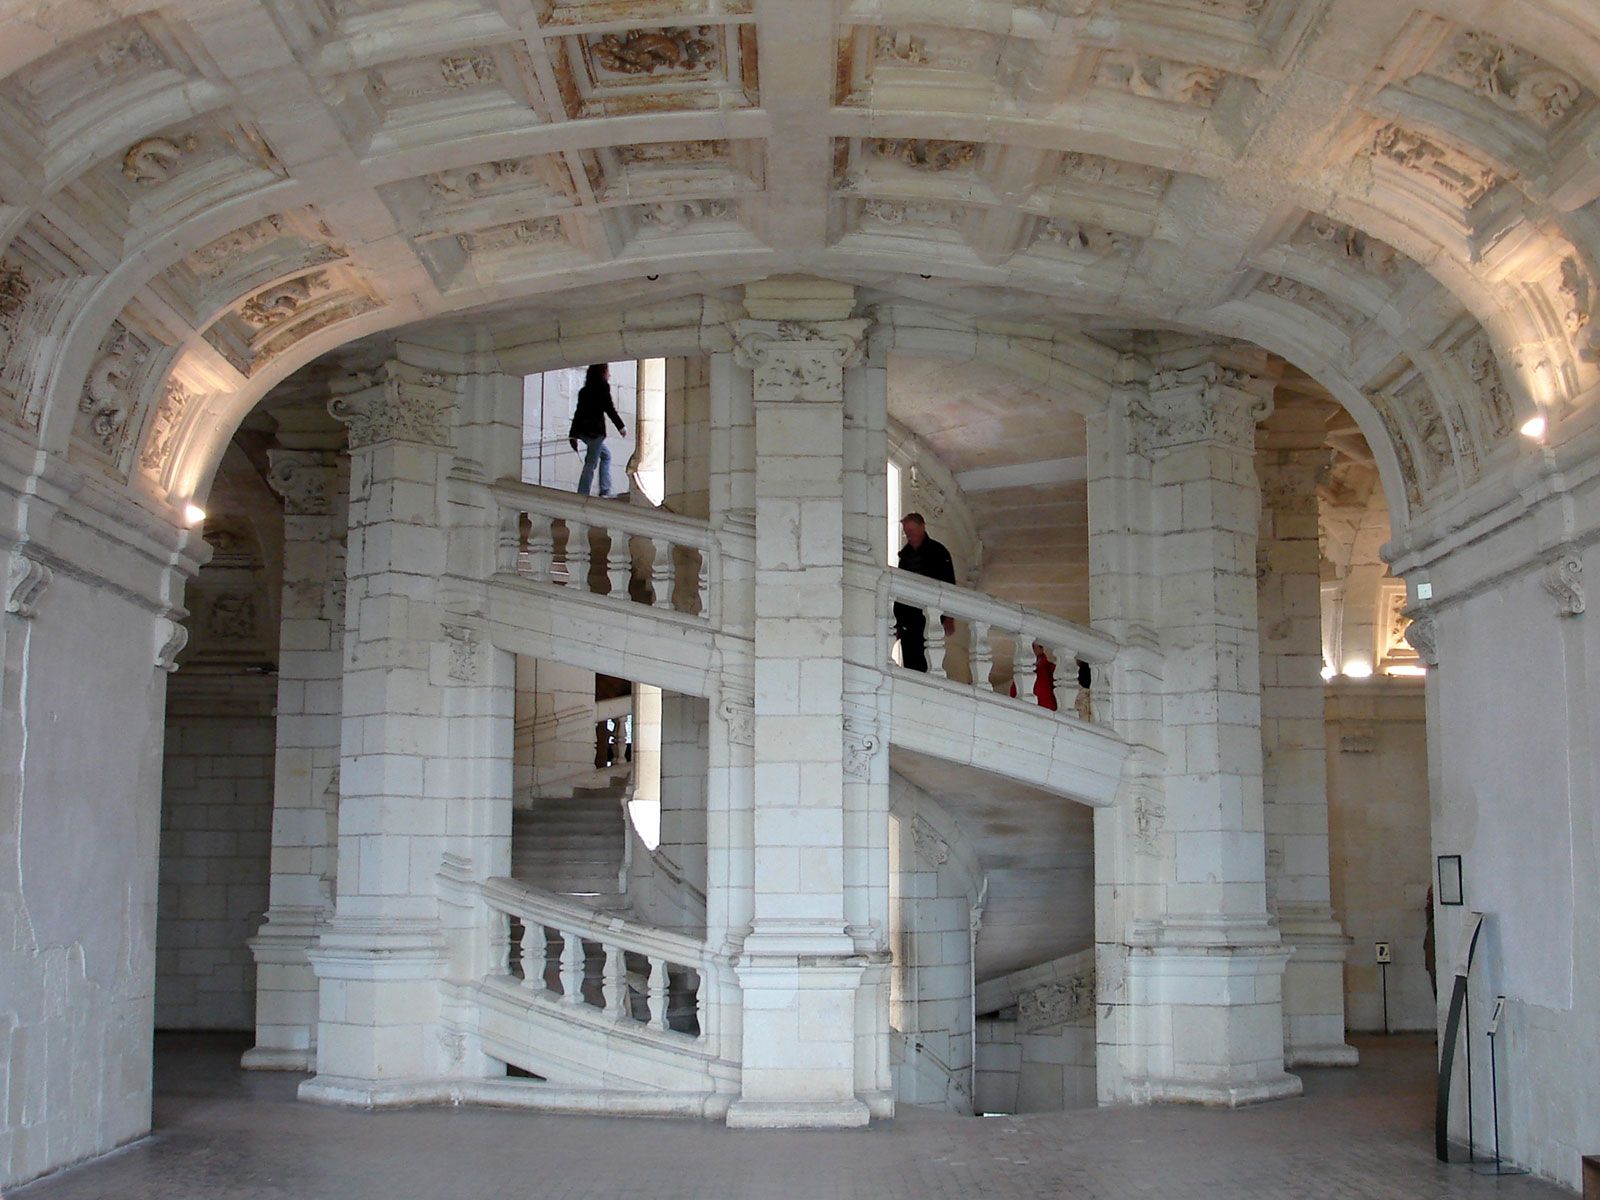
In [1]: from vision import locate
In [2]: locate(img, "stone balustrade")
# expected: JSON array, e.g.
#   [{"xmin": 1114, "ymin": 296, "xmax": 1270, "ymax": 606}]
[
  {"xmin": 492, "ymin": 480, "xmax": 716, "ymax": 621},
  {"xmin": 883, "ymin": 569, "xmax": 1118, "ymax": 720},
  {"xmin": 482, "ymin": 877, "xmax": 709, "ymax": 1043}
]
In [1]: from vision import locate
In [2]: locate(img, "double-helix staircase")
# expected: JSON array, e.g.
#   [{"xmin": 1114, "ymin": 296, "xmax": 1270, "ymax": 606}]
[{"xmin": 448, "ymin": 479, "xmax": 1136, "ymax": 1110}]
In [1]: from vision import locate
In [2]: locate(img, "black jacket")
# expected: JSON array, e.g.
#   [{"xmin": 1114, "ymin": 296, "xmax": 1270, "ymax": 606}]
[
  {"xmin": 569, "ymin": 381, "xmax": 625, "ymax": 441},
  {"xmin": 898, "ymin": 535, "xmax": 956, "ymax": 585}
]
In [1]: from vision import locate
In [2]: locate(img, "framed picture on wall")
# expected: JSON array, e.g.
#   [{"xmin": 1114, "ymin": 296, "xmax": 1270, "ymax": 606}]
[{"xmin": 1437, "ymin": 854, "xmax": 1464, "ymax": 906}]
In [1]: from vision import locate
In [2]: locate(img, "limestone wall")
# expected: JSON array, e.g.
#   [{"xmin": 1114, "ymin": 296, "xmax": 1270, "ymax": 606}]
[
  {"xmin": 1324, "ymin": 679, "xmax": 1434, "ymax": 1033},
  {"xmin": 156, "ymin": 676, "xmax": 276, "ymax": 1030}
]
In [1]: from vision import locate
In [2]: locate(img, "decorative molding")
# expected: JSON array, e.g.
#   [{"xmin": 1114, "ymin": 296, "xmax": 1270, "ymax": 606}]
[
  {"xmin": 139, "ymin": 379, "xmax": 198, "ymax": 474},
  {"xmin": 592, "ymin": 27, "xmax": 717, "ymax": 75},
  {"xmin": 911, "ymin": 815, "xmax": 949, "ymax": 867},
  {"xmin": 5, "ymin": 551, "xmax": 51, "ymax": 619},
  {"xmin": 155, "ymin": 617, "xmax": 189, "ymax": 672},
  {"xmin": 122, "ymin": 134, "xmax": 197, "ymax": 184},
  {"xmin": 1541, "ymin": 552, "xmax": 1584, "ymax": 617},
  {"xmin": 328, "ymin": 364, "xmax": 454, "ymax": 449},
  {"xmin": 1133, "ymin": 788, "xmax": 1166, "ymax": 855},
  {"xmin": 732, "ymin": 319, "xmax": 868, "ymax": 403},
  {"xmin": 1403, "ymin": 613, "xmax": 1439, "ymax": 666},
  {"xmin": 869, "ymin": 138, "xmax": 979, "ymax": 171}
]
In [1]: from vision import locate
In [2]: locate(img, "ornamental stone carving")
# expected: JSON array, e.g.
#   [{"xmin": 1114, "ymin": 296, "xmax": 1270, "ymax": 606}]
[
  {"xmin": 1437, "ymin": 31, "xmax": 1583, "ymax": 126},
  {"xmin": 155, "ymin": 616, "xmax": 189, "ymax": 672},
  {"xmin": 122, "ymin": 134, "xmax": 197, "ymax": 184},
  {"xmin": 870, "ymin": 138, "xmax": 979, "ymax": 171},
  {"xmin": 80, "ymin": 324, "xmax": 148, "ymax": 453},
  {"xmin": 328, "ymin": 364, "xmax": 454, "ymax": 449},
  {"xmin": 1403, "ymin": 613, "xmax": 1439, "ymax": 666},
  {"xmin": 442, "ymin": 624, "xmax": 481, "ymax": 681},
  {"xmin": 5, "ymin": 551, "xmax": 51, "ymax": 619},
  {"xmin": 640, "ymin": 199, "xmax": 731, "ymax": 232},
  {"xmin": 732, "ymin": 319, "xmax": 868, "ymax": 404},
  {"xmin": 1370, "ymin": 124, "xmax": 1499, "ymax": 208},
  {"xmin": 240, "ymin": 273, "xmax": 327, "ymax": 328},
  {"xmin": 1016, "ymin": 971, "xmax": 1093, "ymax": 1032},
  {"xmin": 1542, "ymin": 552, "xmax": 1584, "ymax": 617},
  {"xmin": 717, "ymin": 691, "xmax": 754, "ymax": 746},
  {"xmin": 1131, "ymin": 364, "xmax": 1271, "ymax": 457},
  {"xmin": 0, "ymin": 261, "xmax": 30, "ymax": 326},
  {"xmin": 593, "ymin": 27, "xmax": 717, "ymax": 75},
  {"xmin": 1099, "ymin": 51, "xmax": 1223, "ymax": 106},
  {"xmin": 457, "ymin": 218, "xmax": 564, "ymax": 255},
  {"xmin": 911, "ymin": 815, "xmax": 949, "ymax": 867},
  {"xmin": 1037, "ymin": 220, "xmax": 1132, "ymax": 257},
  {"xmin": 266, "ymin": 448, "xmax": 341, "ymax": 516},
  {"xmin": 1133, "ymin": 788, "xmax": 1166, "ymax": 855},
  {"xmin": 1339, "ymin": 724, "xmax": 1377, "ymax": 754},
  {"xmin": 139, "ymin": 379, "xmax": 197, "ymax": 473},
  {"xmin": 842, "ymin": 716, "xmax": 881, "ymax": 781}
]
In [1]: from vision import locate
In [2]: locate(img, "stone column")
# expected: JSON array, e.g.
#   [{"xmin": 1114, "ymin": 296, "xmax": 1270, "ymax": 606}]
[
  {"xmin": 301, "ymin": 359, "xmax": 513, "ymax": 1103},
  {"xmin": 1097, "ymin": 359, "xmax": 1299, "ymax": 1106},
  {"xmin": 244, "ymin": 437, "xmax": 346, "ymax": 1070},
  {"xmin": 725, "ymin": 279, "xmax": 875, "ymax": 1127},
  {"xmin": 1257, "ymin": 404, "xmax": 1356, "ymax": 1067}
]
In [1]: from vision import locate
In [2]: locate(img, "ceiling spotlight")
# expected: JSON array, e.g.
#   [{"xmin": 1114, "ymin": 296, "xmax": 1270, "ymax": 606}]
[
  {"xmin": 647, "ymin": 273, "xmax": 659, "ymax": 281},
  {"xmin": 183, "ymin": 503, "xmax": 207, "ymax": 526},
  {"xmin": 1342, "ymin": 660, "xmax": 1374, "ymax": 679},
  {"xmin": 920, "ymin": 273, "xmax": 932, "ymax": 279},
  {"xmin": 1520, "ymin": 414, "xmax": 1547, "ymax": 440}
]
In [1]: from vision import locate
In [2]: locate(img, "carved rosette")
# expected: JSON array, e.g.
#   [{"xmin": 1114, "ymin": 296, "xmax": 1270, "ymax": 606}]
[
  {"xmin": 732, "ymin": 319, "xmax": 869, "ymax": 405},
  {"xmin": 1131, "ymin": 364, "xmax": 1272, "ymax": 457},
  {"xmin": 266, "ymin": 449, "xmax": 342, "ymax": 517},
  {"xmin": 328, "ymin": 364, "xmax": 454, "ymax": 450},
  {"xmin": 1541, "ymin": 552, "xmax": 1585, "ymax": 617}
]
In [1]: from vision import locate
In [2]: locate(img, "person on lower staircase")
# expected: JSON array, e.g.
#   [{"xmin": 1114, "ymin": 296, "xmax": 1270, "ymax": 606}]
[{"xmin": 569, "ymin": 363, "xmax": 627, "ymax": 497}]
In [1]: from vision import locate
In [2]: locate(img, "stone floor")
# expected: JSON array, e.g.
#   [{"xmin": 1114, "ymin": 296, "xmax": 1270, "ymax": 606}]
[{"xmin": 14, "ymin": 1034, "xmax": 1569, "ymax": 1199}]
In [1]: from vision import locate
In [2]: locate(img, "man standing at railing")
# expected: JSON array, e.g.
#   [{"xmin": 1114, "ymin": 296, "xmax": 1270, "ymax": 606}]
[
  {"xmin": 894, "ymin": 511, "xmax": 956, "ymax": 672},
  {"xmin": 568, "ymin": 363, "xmax": 628, "ymax": 497}
]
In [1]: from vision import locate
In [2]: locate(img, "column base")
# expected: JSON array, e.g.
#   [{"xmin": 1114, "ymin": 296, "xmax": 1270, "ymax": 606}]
[
  {"xmin": 726, "ymin": 1098, "xmax": 871, "ymax": 1129},
  {"xmin": 1277, "ymin": 903, "xmax": 1357, "ymax": 1069},
  {"xmin": 1285, "ymin": 1043, "xmax": 1361, "ymax": 1069},
  {"xmin": 1131, "ymin": 1071, "xmax": 1303, "ymax": 1107},
  {"xmin": 241, "ymin": 1047, "xmax": 313, "ymax": 1072}
]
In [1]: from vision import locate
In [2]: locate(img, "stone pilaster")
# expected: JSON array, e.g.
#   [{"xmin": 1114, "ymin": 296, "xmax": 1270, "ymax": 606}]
[
  {"xmin": 725, "ymin": 280, "xmax": 878, "ymax": 1128},
  {"xmin": 301, "ymin": 359, "xmax": 513, "ymax": 1103},
  {"xmin": 1095, "ymin": 359, "xmax": 1299, "ymax": 1106},
  {"xmin": 244, "ymin": 440, "xmax": 347, "ymax": 1070},
  {"xmin": 1257, "ymin": 404, "xmax": 1356, "ymax": 1068}
]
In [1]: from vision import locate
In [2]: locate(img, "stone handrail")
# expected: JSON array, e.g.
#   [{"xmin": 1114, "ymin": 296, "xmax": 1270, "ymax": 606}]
[
  {"xmin": 481, "ymin": 876, "xmax": 710, "ymax": 1043},
  {"xmin": 491, "ymin": 479, "xmax": 716, "ymax": 620},
  {"xmin": 882, "ymin": 569, "xmax": 1117, "ymax": 715}
]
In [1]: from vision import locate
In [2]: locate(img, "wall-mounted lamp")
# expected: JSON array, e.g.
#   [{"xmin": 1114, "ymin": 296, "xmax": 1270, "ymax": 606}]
[
  {"xmin": 183, "ymin": 503, "xmax": 207, "ymax": 526},
  {"xmin": 1342, "ymin": 660, "xmax": 1374, "ymax": 679},
  {"xmin": 1520, "ymin": 414, "xmax": 1547, "ymax": 441}
]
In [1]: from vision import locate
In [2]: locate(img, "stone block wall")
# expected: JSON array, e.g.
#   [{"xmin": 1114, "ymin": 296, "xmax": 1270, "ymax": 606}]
[
  {"xmin": 974, "ymin": 1019, "xmax": 1096, "ymax": 1114},
  {"xmin": 156, "ymin": 676, "xmax": 276, "ymax": 1030},
  {"xmin": 1325, "ymin": 679, "xmax": 1433, "ymax": 1032}
]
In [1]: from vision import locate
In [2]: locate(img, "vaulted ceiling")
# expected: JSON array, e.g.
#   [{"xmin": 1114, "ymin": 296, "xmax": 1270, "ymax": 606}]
[{"xmin": 1, "ymin": 0, "xmax": 1597, "ymax": 536}]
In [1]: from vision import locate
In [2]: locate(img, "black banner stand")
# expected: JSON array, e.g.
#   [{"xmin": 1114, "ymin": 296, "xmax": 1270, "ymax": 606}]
[
  {"xmin": 1436, "ymin": 911, "xmax": 1485, "ymax": 1163},
  {"xmin": 1473, "ymin": 996, "xmax": 1529, "ymax": 1177}
]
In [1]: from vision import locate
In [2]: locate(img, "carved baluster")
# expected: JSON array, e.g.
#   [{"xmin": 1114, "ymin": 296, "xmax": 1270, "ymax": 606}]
[
  {"xmin": 605, "ymin": 528, "xmax": 631, "ymax": 598},
  {"xmin": 525, "ymin": 515, "xmax": 553, "ymax": 581},
  {"xmin": 1012, "ymin": 634, "xmax": 1038, "ymax": 704},
  {"xmin": 496, "ymin": 506, "xmax": 521, "ymax": 573},
  {"xmin": 604, "ymin": 944, "xmax": 630, "ymax": 1021},
  {"xmin": 648, "ymin": 956, "xmax": 671, "ymax": 1030},
  {"xmin": 970, "ymin": 620, "xmax": 993, "ymax": 692},
  {"xmin": 559, "ymin": 931, "xmax": 585, "ymax": 1004},
  {"xmin": 924, "ymin": 605, "xmax": 946, "ymax": 677},
  {"xmin": 518, "ymin": 919, "xmax": 542, "ymax": 989},
  {"xmin": 650, "ymin": 538, "xmax": 675, "ymax": 609},
  {"xmin": 694, "ymin": 548, "xmax": 708, "ymax": 617},
  {"xmin": 562, "ymin": 521, "xmax": 591, "ymax": 590}
]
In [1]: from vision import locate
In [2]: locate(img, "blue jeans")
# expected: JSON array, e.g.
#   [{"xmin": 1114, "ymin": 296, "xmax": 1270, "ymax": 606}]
[{"xmin": 577, "ymin": 437, "xmax": 612, "ymax": 496}]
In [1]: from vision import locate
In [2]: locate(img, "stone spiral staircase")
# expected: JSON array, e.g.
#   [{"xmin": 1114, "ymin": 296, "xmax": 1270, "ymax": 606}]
[{"xmin": 440, "ymin": 479, "xmax": 1133, "ymax": 1113}]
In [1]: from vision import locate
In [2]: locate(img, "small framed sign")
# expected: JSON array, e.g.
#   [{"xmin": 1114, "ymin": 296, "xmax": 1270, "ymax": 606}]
[
  {"xmin": 1437, "ymin": 854, "xmax": 1464, "ymax": 906},
  {"xmin": 1375, "ymin": 942, "xmax": 1392, "ymax": 964}
]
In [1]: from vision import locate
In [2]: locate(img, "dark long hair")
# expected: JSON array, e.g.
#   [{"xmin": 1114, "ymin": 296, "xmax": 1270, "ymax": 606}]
[{"xmin": 583, "ymin": 363, "xmax": 609, "ymax": 390}]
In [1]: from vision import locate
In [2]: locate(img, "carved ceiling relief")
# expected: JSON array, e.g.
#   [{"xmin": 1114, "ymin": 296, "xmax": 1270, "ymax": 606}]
[
  {"xmin": 1458, "ymin": 328, "xmax": 1517, "ymax": 442},
  {"xmin": 77, "ymin": 321, "xmax": 155, "ymax": 463},
  {"xmin": 556, "ymin": 22, "xmax": 755, "ymax": 118},
  {"xmin": 869, "ymin": 138, "xmax": 981, "ymax": 172},
  {"xmin": 202, "ymin": 265, "xmax": 381, "ymax": 377},
  {"xmin": 1367, "ymin": 123, "xmax": 1502, "ymax": 211},
  {"xmin": 862, "ymin": 200, "xmax": 962, "ymax": 230},
  {"xmin": 138, "ymin": 378, "xmax": 198, "ymax": 476},
  {"xmin": 1428, "ymin": 29, "xmax": 1587, "ymax": 129},
  {"xmin": 1557, "ymin": 256, "xmax": 1600, "ymax": 364},
  {"xmin": 1295, "ymin": 216, "xmax": 1405, "ymax": 279},
  {"xmin": 638, "ymin": 199, "xmax": 733, "ymax": 233},
  {"xmin": 1366, "ymin": 391, "xmax": 1424, "ymax": 507},
  {"xmin": 1258, "ymin": 274, "xmax": 1363, "ymax": 332},
  {"xmin": 590, "ymin": 27, "xmax": 718, "ymax": 76},
  {"xmin": 1094, "ymin": 50, "xmax": 1224, "ymax": 106},
  {"xmin": 456, "ymin": 216, "xmax": 567, "ymax": 254},
  {"xmin": 1033, "ymin": 218, "xmax": 1135, "ymax": 259},
  {"xmin": 370, "ymin": 47, "xmax": 502, "ymax": 107},
  {"xmin": 1388, "ymin": 373, "xmax": 1458, "ymax": 490}
]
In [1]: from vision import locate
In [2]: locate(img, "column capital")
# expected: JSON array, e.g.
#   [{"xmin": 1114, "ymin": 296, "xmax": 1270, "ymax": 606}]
[
  {"xmin": 328, "ymin": 362, "xmax": 455, "ymax": 450},
  {"xmin": 1403, "ymin": 611, "xmax": 1439, "ymax": 666},
  {"xmin": 1132, "ymin": 363, "xmax": 1273, "ymax": 457},
  {"xmin": 266, "ymin": 448, "xmax": 343, "ymax": 516},
  {"xmin": 731, "ymin": 319, "xmax": 869, "ymax": 400}
]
